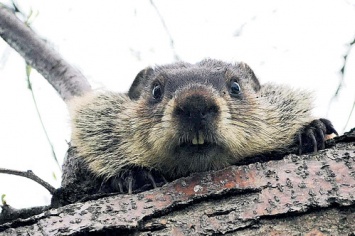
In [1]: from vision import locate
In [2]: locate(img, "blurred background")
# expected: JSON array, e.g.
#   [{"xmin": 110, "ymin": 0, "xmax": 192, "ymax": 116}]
[{"xmin": 0, "ymin": 0, "xmax": 354, "ymax": 209}]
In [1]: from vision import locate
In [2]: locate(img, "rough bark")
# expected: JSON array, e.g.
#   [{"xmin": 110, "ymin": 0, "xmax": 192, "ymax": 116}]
[
  {"xmin": 0, "ymin": 6, "xmax": 91, "ymax": 101},
  {"xmin": 0, "ymin": 4, "xmax": 354, "ymax": 235},
  {"xmin": 0, "ymin": 130, "xmax": 354, "ymax": 235}
]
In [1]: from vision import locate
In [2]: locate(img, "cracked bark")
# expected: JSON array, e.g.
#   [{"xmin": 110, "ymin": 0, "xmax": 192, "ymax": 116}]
[
  {"xmin": 1, "ymin": 4, "xmax": 354, "ymax": 236},
  {"xmin": 0, "ymin": 131, "xmax": 354, "ymax": 235}
]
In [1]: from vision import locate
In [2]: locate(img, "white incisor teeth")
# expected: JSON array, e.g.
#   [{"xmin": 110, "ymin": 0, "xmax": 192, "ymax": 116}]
[
  {"xmin": 192, "ymin": 136, "xmax": 198, "ymax": 145},
  {"xmin": 192, "ymin": 132, "xmax": 205, "ymax": 145},
  {"xmin": 198, "ymin": 132, "xmax": 205, "ymax": 145}
]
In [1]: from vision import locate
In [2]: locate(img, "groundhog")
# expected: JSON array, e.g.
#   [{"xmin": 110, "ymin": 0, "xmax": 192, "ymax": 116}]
[{"xmin": 66, "ymin": 59, "xmax": 337, "ymax": 195}]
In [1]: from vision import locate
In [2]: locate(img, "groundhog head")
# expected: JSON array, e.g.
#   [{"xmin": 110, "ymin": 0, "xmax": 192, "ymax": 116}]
[{"xmin": 127, "ymin": 59, "xmax": 265, "ymax": 178}]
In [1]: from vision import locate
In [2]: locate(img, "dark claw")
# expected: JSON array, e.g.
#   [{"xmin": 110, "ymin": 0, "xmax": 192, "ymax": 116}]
[
  {"xmin": 127, "ymin": 171, "xmax": 133, "ymax": 194},
  {"xmin": 298, "ymin": 118, "xmax": 337, "ymax": 155},
  {"xmin": 147, "ymin": 171, "xmax": 157, "ymax": 188},
  {"xmin": 309, "ymin": 128, "xmax": 318, "ymax": 153},
  {"xmin": 118, "ymin": 180, "xmax": 123, "ymax": 193},
  {"xmin": 161, "ymin": 175, "xmax": 168, "ymax": 184},
  {"xmin": 298, "ymin": 133, "xmax": 302, "ymax": 155},
  {"xmin": 104, "ymin": 167, "xmax": 168, "ymax": 194},
  {"xmin": 320, "ymin": 118, "xmax": 338, "ymax": 136},
  {"xmin": 316, "ymin": 127, "xmax": 325, "ymax": 150},
  {"xmin": 112, "ymin": 177, "xmax": 124, "ymax": 193}
]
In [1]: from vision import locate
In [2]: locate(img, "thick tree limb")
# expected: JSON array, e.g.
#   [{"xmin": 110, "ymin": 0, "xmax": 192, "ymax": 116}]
[
  {"xmin": 0, "ymin": 6, "xmax": 91, "ymax": 101},
  {"xmin": 1, "ymin": 5, "xmax": 354, "ymax": 234},
  {"xmin": 0, "ymin": 137, "xmax": 354, "ymax": 235}
]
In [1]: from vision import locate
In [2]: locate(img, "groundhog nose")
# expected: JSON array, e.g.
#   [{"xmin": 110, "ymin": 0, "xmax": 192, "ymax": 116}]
[{"xmin": 174, "ymin": 94, "xmax": 219, "ymax": 125}]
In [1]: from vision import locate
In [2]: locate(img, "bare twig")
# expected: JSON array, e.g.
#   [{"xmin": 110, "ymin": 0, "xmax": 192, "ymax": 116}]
[
  {"xmin": 338, "ymin": 38, "xmax": 354, "ymax": 95},
  {"xmin": 327, "ymin": 37, "xmax": 355, "ymax": 130},
  {"xmin": 0, "ymin": 6, "xmax": 92, "ymax": 101},
  {"xmin": 0, "ymin": 168, "xmax": 56, "ymax": 195},
  {"xmin": 9, "ymin": 5, "xmax": 62, "ymax": 171},
  {"xmin": 344, "ymin": 100, "xmax": 355, "ymax": 131},
  {"xmin": 149, "ymin": 0, "xmax": 180, "ymax": 61},
  {"xmin": 26, "ymin": 65, "xmax": 61, "ymax": 171},
  {"xmin": 341, "ymin": 38, "xmax": 355, "ymax": 132}
]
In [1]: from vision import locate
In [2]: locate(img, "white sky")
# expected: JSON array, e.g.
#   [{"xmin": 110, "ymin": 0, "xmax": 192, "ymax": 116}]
[{"xmin": 0, "ymin": 0, "xmax": 355, "ymax": 209}]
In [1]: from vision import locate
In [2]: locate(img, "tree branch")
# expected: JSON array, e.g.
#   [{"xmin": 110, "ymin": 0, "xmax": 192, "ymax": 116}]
[
  {"xmin": 0, "ymin": 168, "xmax": 55, "ymax": 194},
  {"xmin": 328, "ymin": 36, "xmax": 355, "ymax": 132},
  {"xmin": 1, "ymin": 135, "xmax": 354, "ymax": 234},
  {"xmin": 26, "ymin": 65, "xmax": 61, "ymax": 171},
  {"xmin": 149, "ymin": 0, "xmax": 180, "ymax": 61},
  {"xmin": 0, "ymin": 6, "xmax": 91, "ymax": 101}
]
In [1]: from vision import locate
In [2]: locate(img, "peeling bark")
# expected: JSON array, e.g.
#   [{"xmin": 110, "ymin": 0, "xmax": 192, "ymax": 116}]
[{"xmin": 0, "ymin": 136, "xmax": 354, "ymax": 235}]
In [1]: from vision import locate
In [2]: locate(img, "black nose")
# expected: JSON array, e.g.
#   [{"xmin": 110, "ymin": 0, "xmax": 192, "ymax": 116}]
[{"xmin": 174, "ymin": 93, "xmax": 219, "ymax": 128}]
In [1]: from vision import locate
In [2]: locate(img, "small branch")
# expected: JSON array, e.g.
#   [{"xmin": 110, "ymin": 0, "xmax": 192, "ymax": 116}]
[
  {"xmin": 149, "ymin": 0, "xmax": 181, "ymax": 61},
  {"xmin": 344, "ymin": 100, "xmax": 355, "ymax": 131},
  {"xmin": 0, "ymin": 168, "xmax": 56, "ymax": 195},
  {"xmin": 26, "ymin": 65, "xmax": 61, "ymax": 171},
  {"xmin": 337, "ymin": 37, "xmax": 355, "ymax": 96},
  {"xmin": 11, "ymin": 6, "xmax": 62, "ymax": 171},
  {"xmin": 0, "ymin": 6, "xmax": 92, "ymax": 101},
  {"xmin": 341, "ymin": 38, "xmax": 355, "ymax": 132},
  {"xmin": 327, "ymin": 37, "xmax": 355, "ymax": 126}
]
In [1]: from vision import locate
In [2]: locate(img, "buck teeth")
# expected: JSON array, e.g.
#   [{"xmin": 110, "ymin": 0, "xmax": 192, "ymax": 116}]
[{"xmin": 192, "ymin": 132, "xmax": 205, "ymax": 145}]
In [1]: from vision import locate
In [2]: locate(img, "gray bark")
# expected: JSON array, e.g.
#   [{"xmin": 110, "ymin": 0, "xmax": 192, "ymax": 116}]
[
  {"xmin": 0, "ymin": 136, "xmax": 354, "ymax": 235},
  {"xmin": 0, "ymin": 6, "xmax": 91, "ymax": 101},
  {"xmin": 0, "ymin": 4, "xmax": 354, "ymax": 235}
]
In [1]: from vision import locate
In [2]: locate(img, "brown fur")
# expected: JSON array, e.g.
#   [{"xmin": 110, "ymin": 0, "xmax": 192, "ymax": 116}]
[{"xmin": 69, "ymin": 59, "xmax": 315, "ymax": 179}]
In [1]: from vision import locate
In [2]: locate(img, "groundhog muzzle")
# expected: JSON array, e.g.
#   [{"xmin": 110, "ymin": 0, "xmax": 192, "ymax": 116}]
[{"xmin": 68, "ymin": 59, "xmax": 337, "ymax": 193}]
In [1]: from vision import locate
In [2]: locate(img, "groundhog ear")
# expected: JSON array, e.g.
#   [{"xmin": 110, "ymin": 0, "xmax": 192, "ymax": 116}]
[
  {"xmin": 238, "ymin": 62, "xmax": 261, "ymax": 92},
  {"xmin": 128, "ymin": 67, "xmax": 154, "ymax": 100}
]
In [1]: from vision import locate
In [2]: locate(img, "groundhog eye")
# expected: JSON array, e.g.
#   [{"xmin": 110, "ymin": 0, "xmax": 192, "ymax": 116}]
[
  {"xmin": 152, "ymin": 83, "xmax": 163, "ymax": 100},
  {"xmin": 230, "ymin": 81, "xmax": 241, "ymax": 95}
]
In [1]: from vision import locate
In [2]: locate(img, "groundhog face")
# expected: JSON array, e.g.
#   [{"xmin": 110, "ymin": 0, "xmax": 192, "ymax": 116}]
[{"xmin": 128, "ymin": 59, "xmax": 263, "ymax": 177}]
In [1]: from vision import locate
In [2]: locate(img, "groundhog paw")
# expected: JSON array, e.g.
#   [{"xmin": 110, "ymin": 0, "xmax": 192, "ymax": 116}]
[
  {"xmin": 298, "ymin": 118, "xmax": 338, "ymax": 155},
  {"xmin": 107, "ymin": 168, "xmax": 168, "ymax": 194}
]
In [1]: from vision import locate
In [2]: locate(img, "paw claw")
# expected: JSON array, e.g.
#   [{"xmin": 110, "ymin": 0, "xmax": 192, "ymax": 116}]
[
  {"xmin": 320, "ymin": 118, "xmax": 338, "ymax": 136},
  {"xmin": 105, "ymin": 168, "xmax": 167, "ymax": 194},
  {"xmin": 127, "ymin": 171, "xmax": 133, "ymax": 194},
  {"xmin": 298, "ymin": 118, "xmax": 337, "ymax": 154},
  {"xmin": 147, "ymin": 171, "xmax": 157, "ymax": 188},
  {"xmin": 315, "ymin": 128, "xmax": 325, "ymax": 150}
]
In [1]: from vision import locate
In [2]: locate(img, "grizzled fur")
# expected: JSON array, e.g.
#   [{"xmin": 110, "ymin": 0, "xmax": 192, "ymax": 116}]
[{"xmin": 64, "ymin": 59, "xmax": 336, "ymax": 195}]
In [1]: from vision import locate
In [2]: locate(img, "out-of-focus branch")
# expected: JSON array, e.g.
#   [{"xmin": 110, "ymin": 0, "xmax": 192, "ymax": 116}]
[
  {"xmin": 328, "ymin": 37, "xmax": 355, "ymax": 132},
  {"xmin": 334, "ymin": 37, "xmax": 355, "ymax": 99},
  {"xmin": 0, "ymin": 6, "xmax": 91, "ymax": 101},
  {"xmin": 26, "ymin": 65, "xmax": 61, "ymax": 170},
  {"xmin": 0, "ymin": 168, "xmax": 55, "ymax": 194},
  {"xmin": 341, "ymin": 38, "xmax": 355, "ymax": 131},
  {"xmin": 149, "ymin": 0, "xmax": 180, "ymax": 61}
]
